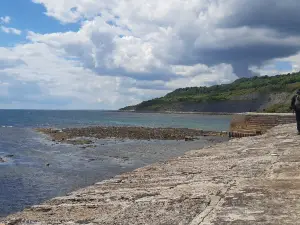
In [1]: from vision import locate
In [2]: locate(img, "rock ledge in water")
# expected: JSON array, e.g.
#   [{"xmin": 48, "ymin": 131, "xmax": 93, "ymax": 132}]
[
  {"xmin": 0, "ymin": 157, "xmax": 6, "ymax": 163},
  {"xmin": 36, "ymin": 126, "xmax": 227, "ymax": 144}
]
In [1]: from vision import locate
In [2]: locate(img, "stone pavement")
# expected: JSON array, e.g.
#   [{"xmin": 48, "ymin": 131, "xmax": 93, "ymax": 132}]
[{"xmin": 2, "ymin": 124, "xmax": 300, "ymax": 225}]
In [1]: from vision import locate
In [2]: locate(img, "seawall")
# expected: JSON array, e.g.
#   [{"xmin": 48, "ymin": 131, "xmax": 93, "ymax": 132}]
[
  {"xmin": 229, "ymin": 112, "xmax": 296, "ymax": 137},
  {"xmin": 2, "ymin": 124, "xmax": 300, "ymax": 225}
]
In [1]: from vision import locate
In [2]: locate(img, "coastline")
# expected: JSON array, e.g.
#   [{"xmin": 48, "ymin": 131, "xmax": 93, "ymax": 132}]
[
  {"xmin": 118, "ymin": 110, "xmax": 236, "ymax": 115},
  {"xmin": 0, "ymin": 126, "xmax": 229, "ymax": 218},
  {"xmin": 2, "ymin": 112, "xmax": 297, "ymax": 222},
  {"xmin": 2, "ymin": 124, "xmax": 300, "ymax": 224}
]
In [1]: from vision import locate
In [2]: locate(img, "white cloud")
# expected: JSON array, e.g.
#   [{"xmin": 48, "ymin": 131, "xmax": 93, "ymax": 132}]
[
  {"xmin": 0, "ymin": 42, "xmax": 170, "ymax": 109},
  {"xmin": 0, "ymin": 16, "xmax": 11, "ymax": 24},
  {"xmin": 0, "ymin": 1, "xmax": 299, "ymax": 109},
  {"xmin": 167, "ymin": 64, "xmax": 238, "ymax": 89},
  {"xmin": 250, "ymin": 51, "xmax": 300, "ymax": 76},
  {"xmin": 30, "ymin": 0, "xmax": 300, "ymax": 76},
  {"xmin": 1, "ymin": 26, "xmax": 22, "ymax": 35},
  {"xmin": 281, "ymin": 52, "xmax": 300, "ymax": 72}
]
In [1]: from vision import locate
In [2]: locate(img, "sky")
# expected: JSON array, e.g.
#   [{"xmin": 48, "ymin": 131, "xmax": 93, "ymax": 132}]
[{"xmin": 1, "ymin": 0, "xmax": 300, "ymax": 109}]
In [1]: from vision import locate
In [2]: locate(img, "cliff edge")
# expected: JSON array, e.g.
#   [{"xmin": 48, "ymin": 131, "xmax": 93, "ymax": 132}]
[
  {"xmin": 2, "ymin": 124, "xmax": 300, "ymax": 225},
  {"xmin": 120, "ymin": 72, "xmax": 300, "ymax": 113}
]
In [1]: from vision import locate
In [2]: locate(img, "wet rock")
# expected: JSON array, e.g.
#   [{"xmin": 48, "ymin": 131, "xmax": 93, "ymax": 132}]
[
  {"xmin": 5, "ymin": 154, "xmax": 14, "ymax": 158},
  {"xmin": 51, "ymin": 129, "xmax": 63, "ymax": 134},
  {"xmin": 46, "ymin": 163, "xmax": 50, "ymax": 167},
  {"xmin": 185, "ymin": 136, "xmax": 194, "ymax": 141},
  {"xmin": 84, "ymin": 145, "xmax": 97, "ymax": 148},
  {"xmin": 4, "ymin": 218, "xmax": 22, "ymax": 225},
  {"xmin": 0, "ymin": 157, "xmax": 5, "ymax": 163},
  {"xmin": 66, "ymin": 139, "xmax": 94, "ymax": 145},
  {"xmin": 37, "ymin": 126, "xmax": 224, "ymax": 143}
]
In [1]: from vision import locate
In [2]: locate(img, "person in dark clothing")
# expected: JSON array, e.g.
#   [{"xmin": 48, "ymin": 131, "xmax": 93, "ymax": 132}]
[{"xmin": 290, "ymin": 89, "xmax": 300, "ymax": 134}]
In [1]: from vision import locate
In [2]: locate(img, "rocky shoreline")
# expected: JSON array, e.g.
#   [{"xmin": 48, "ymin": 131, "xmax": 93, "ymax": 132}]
[
  {"xmin": 0, "ymin": 155, "xmax": 14, "ymax": 164},
  {"xmin": 0, "ymin": 157, "xmax": 5, "ymax": 163},
  {"xmin": 3, "ymin": 124, "xmax": 300, "ymax": 224},
  {"xmin": 0, "ymin": 127, "xmax": 228, "ymax": 218},
  {"xmin": 36, "ymin": 126, "xmax": 228, "ymax": 144},
  {"xmin": 119, "ymin": 110, "xmax": 235, "ymax": 115}
]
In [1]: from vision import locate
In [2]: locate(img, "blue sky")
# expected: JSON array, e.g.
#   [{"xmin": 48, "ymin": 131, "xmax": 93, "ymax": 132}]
[
  {"xmin": 0, "ymin": 0, "xmax": 300, "ymax": 109},
  {"xmin": 0, "ymin": 0, "xmax": 79, "ymax": 46},
  {"xmin": 274, "ymin": 61, "xmax": 292, "ymax": 72}
]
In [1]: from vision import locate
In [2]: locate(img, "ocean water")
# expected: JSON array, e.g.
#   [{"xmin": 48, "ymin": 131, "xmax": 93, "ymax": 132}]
[
  {"xmin": 0, "ymin": 110, "xmax": 232, "ymax": 217},
  {"xmin": 0, "ymin": 110, "xmax": 231, "ymax": 130}
]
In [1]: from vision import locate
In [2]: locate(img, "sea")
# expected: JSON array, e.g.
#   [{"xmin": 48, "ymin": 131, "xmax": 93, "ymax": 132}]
[{"xmin": 0, "ymin": 110, "xmax": 232, "ymax": 217}]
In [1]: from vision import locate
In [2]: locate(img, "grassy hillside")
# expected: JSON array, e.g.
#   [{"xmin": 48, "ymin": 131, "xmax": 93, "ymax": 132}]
[{"xmin": 120, "ymin": 72, "xmax": 300, "ymax": 113}]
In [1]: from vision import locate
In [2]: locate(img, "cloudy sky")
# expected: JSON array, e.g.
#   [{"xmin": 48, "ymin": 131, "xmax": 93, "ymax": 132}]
[{"xmin": 1, "ymin": 0, "xmax": 300, "ymax": 109}]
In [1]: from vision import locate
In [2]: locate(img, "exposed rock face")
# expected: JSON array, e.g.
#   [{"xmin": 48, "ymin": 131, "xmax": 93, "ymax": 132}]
[
  {"xmin": 122, "ymin": 99, "xmax": 268, "ymax": 113},
  {"xmin": 121, "ymin": 92, "xmax": 294, "ymax": 113},
  {"xmin": 153, "ymin": 99, "xmax": 268, "ymax": 113},
  {"xmin": 2, "ymin": 124, "xmax": 300, "ymax": 225}
]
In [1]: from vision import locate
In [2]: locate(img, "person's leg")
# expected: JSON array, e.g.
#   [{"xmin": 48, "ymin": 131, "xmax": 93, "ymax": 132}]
[{"xmin": 296, "ymin": 111, "xmax": 300, "ymax": 133}]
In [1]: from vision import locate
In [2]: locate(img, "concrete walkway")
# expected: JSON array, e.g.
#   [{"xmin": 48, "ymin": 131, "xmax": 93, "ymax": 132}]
[{"xmin": 2, "ymin": 124, "xmax": 300, "ymax": 225}]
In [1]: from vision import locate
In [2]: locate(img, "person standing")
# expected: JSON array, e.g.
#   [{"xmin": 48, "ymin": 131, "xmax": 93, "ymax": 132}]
[{"xmin": 290, "ymin": 89, "xmax": 300, "ymax": 135}]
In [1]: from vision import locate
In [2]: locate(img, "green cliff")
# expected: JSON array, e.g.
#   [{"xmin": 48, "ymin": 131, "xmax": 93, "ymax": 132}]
[{"xmin": 120, "ymin": 72, "xmax": 300, "ymax": 113}]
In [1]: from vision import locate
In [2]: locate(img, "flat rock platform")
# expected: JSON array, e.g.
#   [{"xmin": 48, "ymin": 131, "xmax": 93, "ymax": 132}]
[{"xmin": 2, "ymin": 124, "xmax": 300, "ymax": 225}]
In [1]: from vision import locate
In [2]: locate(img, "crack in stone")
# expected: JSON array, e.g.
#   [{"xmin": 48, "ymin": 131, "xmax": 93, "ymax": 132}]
[{"xmin": 188, "ymin": 181, "xmax": 236, "ymax": 225}]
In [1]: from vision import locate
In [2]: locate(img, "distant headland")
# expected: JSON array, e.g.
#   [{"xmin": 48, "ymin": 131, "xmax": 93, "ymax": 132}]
[{"xmin": 120, "ymin": 71, "xmax": 300, "ymax": 113}]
